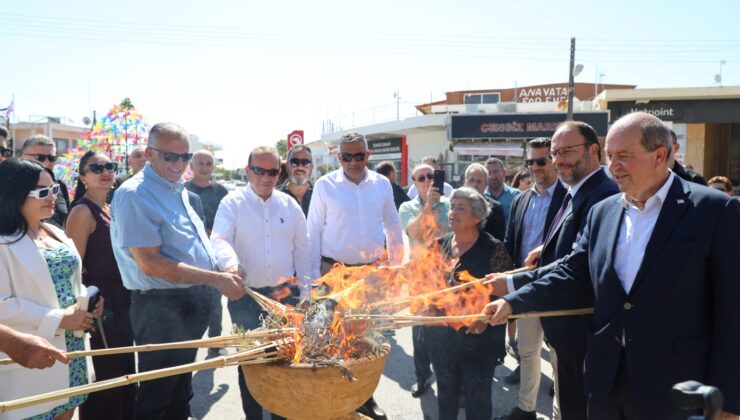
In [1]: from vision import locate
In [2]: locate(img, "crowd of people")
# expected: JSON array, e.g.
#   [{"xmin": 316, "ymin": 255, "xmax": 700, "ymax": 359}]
[{"xmin": 0, "ymin": 112, "xmax": 737, "ymax": 420}]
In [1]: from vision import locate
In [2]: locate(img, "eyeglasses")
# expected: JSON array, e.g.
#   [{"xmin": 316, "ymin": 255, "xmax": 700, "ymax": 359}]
[
  {"xmin": 289, "ymin": 158, "xmax": 312, "ymax": 167},
  {"xmin": 525, "ymin": 156, "xmax": 550, "ymax": 167},
  {"xmin": 551, "ymin": 143, "xmax": 590, "ymax": 158},
  {"xmin": 250, "ymin": 166, "xmax": 280, "ymax": 177},
  {"xmin": 149, "ymin": 147, "xmax": 193, "ymax": 163},
  {"xmin": 711, "ymin": 186, "xmax": 729, "ymax": 193},
  {"xmin": 340, "ymin": 152, "xmax": 366, "ymax": 163},
  {"xmin": 27, "ymin": 184, "xmax": 60, "ymax": 199},
  {"xmin": 0, "ymin": 146, "xmax": 11, "ymax": 158},
  {"xmin": 414, "ymin": 172, "xmax": 434, "ymax": 182},
  {"xmin": 26, "ymin": 153, "xmax": 58, "ymax": 163},
  {"xmin": 86, "ymin": 162, "xmax": 118, "ymax": 174}
]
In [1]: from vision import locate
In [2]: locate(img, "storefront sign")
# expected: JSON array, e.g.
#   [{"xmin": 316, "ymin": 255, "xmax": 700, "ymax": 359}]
[
  {"xmin": 449, "ymin": 112, "xmax": 609, "ymax": 139},
  {"xmin": 608, "ymin": 99, "xmax": 740, "ymax": 123},
  {"xmin": 368, "ymin": 137, "xmax": 402, "ymax": 155}
]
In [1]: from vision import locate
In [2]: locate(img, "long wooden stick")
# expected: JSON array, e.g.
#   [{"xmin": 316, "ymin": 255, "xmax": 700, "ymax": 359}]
[
  {"xmin": 368, "ymin": 265, "xmax": 535, "ymax": 311},
  {"xmin": 243, "ymin": 286, "xmax": 287, "ymax": 313},
  {"xmin": 0, "ymin": 329, "xmax": 295, "ymax": 366},
  {"xmin": 349, "ymin": 308, "xmax": 595, "ymax": 329},
  {"xmin": 0, "ymin": 338, "xmax": 293, "ymax": 414}
]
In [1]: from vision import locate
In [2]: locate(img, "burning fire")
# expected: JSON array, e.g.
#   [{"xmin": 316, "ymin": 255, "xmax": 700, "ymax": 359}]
[{"xmin": 257, "ymin": 242, "xmax": 499, "ymax": 366}]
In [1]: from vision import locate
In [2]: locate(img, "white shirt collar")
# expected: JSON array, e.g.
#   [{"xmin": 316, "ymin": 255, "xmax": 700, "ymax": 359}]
[
  {"xmin": 246, "ymin": 183, "xmax": 273, "ymax": 203},
  {"xmin": 337, "ymin": 169, "xmax": 369, "ymax": 184},
  {"xmin": 569, "ymin": 167, "xmax": 601, "ymax": 198},
  {"xmin": 619, "ymin": 171, "xmax": 674, "ymax": 211}
]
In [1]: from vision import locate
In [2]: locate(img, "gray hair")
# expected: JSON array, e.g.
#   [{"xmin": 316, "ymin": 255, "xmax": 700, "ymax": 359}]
[
  {"xmin": 148, "ymin": 122, "xmax": 189, "ymax": 147},
  {"xmin": 287, "ymin": 144, "xmax": 313, "ymax": 161},
  {"xmin": 450, "ymin": 186, "xmax": 490, "ymax": 230},
  {"xmin": 614, "ymin": 113, "xmax": 673, "ymax": 161},
  {"xmin": 22, "ymin": 134, "xmax": 54, "ymax": 152},
  {"xmin": 339, "ymin": 132, "xmax": 368, "ymax": 150},
  {"xmin": 192, "ymin": 149, "xmax": 214, "ymax": 161},
  {"xmin": 464, "ymin": 162, "xmax": 488, "ymax": 179},
  {"xmin": 248, "ymin": 146, "xmax": 280, "ymax": 167}
]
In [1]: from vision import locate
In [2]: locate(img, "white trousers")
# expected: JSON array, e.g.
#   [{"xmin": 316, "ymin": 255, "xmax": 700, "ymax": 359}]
[{"xmin": 516, "ymin": 317, "xmax": 560, "ymax": 419}]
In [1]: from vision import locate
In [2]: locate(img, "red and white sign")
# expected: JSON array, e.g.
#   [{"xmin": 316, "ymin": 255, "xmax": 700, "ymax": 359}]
[{"xmin": 287, "ymin": 130, "xmax": 304, "ymax": 150}]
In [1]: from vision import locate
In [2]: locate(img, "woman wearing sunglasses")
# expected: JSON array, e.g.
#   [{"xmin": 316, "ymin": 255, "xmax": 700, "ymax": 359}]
[
  {"xmin": 65, "ymin": 151, "xmax": 135, "ymax": 420},
  {"xmin": 0, "ymin": 158, "xmax": 102, "ymax": 420}
]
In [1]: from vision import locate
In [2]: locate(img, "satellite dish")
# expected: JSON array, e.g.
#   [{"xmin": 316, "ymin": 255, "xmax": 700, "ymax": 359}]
[
  {"xmin": 82, "ymin": 116, "xmax": 91, "ymax": 125},
  {"xmin": 714, "ymin": 74, "xmax": 722, "ymax": 84}
]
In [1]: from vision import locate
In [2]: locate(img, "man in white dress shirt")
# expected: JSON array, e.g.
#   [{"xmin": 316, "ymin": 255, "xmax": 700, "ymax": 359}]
[
  {"xmin": 306, "ymin": 132, "xmax": 402, "ymax": 419},
  {"xmin": 307, "ymin": 132, "xmax": 403, "ymax": 278},
  {"xmin": 211, "ymin": 145, "xmax": 311, "ymax": 420}
]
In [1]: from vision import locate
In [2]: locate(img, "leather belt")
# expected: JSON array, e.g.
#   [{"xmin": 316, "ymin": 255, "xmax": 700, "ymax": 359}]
[{"xmin": 321, "ymin": 255, "xmax": 378, "ymax": 267}]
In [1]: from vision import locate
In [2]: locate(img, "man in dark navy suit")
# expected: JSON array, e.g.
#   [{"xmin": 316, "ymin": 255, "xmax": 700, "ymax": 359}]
[
  {"xmin": 499, "ymin": 137, "xmax": 567, "ymax": 420},
  {"xmin": 482, "ymin": 112, "xmax": 740, "ymax": 419},
  {"xmin": 492, "ymin": 121, "xmax": 619, "ymax": 420}
]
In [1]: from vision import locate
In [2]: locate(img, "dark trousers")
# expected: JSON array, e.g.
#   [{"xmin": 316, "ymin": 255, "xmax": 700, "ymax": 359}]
[
  {"xmin": 429, "ymin": 327, "xmax": 498, "ymax": 420},
  {"xmin": 129, "ymin": 288, "xmax": 211, "ymax": 420},
  {"xmin": 412, "ymin": 325, "xmax": 432, "ymax": 383},
  {"xmin": 79, "ymin": 308, "xmax": 136, "ymax": 420},
  {"xmin": 207, "ymin": 287, "xmax": 223, "ymax": 338},
  {"xmin": 228, "ymin": 285, "xmax": 298, "ymax": 420},
  {"xmin": 542, "ymin": 317, "xmax": 590, "ymax": 420},
  {"xmin": 587, "ymin": 354, "xmax": 695, "ymax": 420}
]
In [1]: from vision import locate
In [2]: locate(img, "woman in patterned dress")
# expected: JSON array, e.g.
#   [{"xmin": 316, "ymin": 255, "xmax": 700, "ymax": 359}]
[{"xmin": 0, "ymin": 158, "xmax": 102, "ymax": 420}]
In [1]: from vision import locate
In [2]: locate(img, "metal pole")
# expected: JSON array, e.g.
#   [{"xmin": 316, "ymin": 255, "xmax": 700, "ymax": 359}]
[{"xmin": 567, "ymin": 37, "xmax": 576, "ymax": 121}]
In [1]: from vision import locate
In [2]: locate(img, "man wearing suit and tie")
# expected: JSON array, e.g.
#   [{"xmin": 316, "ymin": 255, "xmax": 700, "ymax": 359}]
[
  {"xmin": 500, "ymin": 137, "xmax": 567, "ymax": 420},
  {"xmin": 483, "ymin": 112, "xmax": 740, "ymax": 419},
  {"xmin": 493, "ymin": 121, "xmax": 619, "ymax": 420}
]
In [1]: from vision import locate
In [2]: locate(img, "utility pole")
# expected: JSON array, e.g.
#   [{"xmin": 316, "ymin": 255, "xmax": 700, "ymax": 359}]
[
  {"xmin": 394, "ymin": 91, "xmax": 401, "ymax": 120},
  {"xmin": 567, "ymin": 37, "xmax": 576, "ymax": 121}
]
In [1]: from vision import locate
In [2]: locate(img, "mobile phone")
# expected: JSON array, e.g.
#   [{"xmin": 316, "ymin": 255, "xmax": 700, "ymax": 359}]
[{"xmin": 433, "ymin": 169, "xmax": 445, "ymax": 192}]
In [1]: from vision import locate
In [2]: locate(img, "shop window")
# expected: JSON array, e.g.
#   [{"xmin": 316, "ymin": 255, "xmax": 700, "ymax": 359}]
[{"xmin": 464, "ymin": 93, "xmax": 501, "ymax": 105}]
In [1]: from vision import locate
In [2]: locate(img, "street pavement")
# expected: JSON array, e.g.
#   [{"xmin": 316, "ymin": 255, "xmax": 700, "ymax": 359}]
[{"xmin": 190, "ymin": 296, "xmax": 557, "ymax": 420}]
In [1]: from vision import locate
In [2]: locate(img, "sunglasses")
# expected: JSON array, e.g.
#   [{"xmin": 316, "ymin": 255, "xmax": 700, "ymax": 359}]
[
  {"xmin": 149, "ymin": 147, "xmax": 193, "ymax": 163},
  {"xmin": 28, "ymin": 154, "xmax": 58, "ymax": 163},
  {"xmin": 289, "ymin": 158, "xmax": 312, "ymax": 167},
  {"xmin": 414, "ymin": 172, "xmax": 434, "ymax": 182},
  {"xmin": 525, "ymin": 157, "xmax": 550, "ymax": 167},
  {"xmin": 250, "ymin": 166, "xmax": 280, "ymax": 177},
  {"xmin": 711, "ymin": 186, "xmax": 729, "ymax": 193},
  {"xmin": 86, "ymin": 162, "xmax": 118, "ymax": 174},
  {"xmin": 0, "ymin": 146, "xmax": 11, "ymax": 158},
  {"xmin": 28, "ymin": 184, "xmax": 60, "ymax": 199},
  {"xmin": 340, "ymin": 152, "xmax": 366, "ymax": 163}
]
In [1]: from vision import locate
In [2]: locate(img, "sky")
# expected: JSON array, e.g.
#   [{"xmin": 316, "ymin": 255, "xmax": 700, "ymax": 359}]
[{"xmin": 2, "ymin": 0, "xmax": 739, "ymax": 168}]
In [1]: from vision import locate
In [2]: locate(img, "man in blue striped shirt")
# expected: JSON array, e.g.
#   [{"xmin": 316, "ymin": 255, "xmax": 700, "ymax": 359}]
[{"xmin": 111, "ymin": 122, "xmax": 244, "ymax": 419}]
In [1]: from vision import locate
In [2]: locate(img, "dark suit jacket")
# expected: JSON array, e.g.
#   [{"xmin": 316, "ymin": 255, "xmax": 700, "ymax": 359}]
[
  {"xmin": 503, "ymin": 181, "xmax": 567, "ymax": 267},
  {"xmin": 483, "ymin": 196, "xmax": 506, "ymax": 242},
  {"xmin": 506, "ymin": 176, "xmax": 740, "ymax": 417},
  {"xmin": 513, "ymin": 168, "xmax": 619, "ymax": 283}
]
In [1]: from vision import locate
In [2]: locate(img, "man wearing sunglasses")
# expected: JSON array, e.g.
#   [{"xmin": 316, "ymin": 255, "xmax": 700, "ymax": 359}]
[
  {"xmin": 211, "ymin": 145, "xmax": 311, "ymax": 420},
  {"xmin": 277, "ymin": 144, "xmax": 314, "ymax": 217},
  {"xmin": 110, "ymin": 122, "xmax": 245, "ymax": 419},
  {"xmin": 21, "ymin": 134, "xmax": 70, "ymax": 228},
  {"xmin": 489, "ymin": 122, "xmax": 618, "ymax": 420},
  {"xmin": 307, "ymin": 132, "xmax": 402, "ymax": 420},
  {"xmin": 496, "ymin": 138, "xmax": 566, "ymax": 420}
]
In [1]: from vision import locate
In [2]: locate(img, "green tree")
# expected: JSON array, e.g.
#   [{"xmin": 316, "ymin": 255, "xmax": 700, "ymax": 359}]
[{"xmin": 276, "ymin": 139, "xmax": 287, "ymax": 160}]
